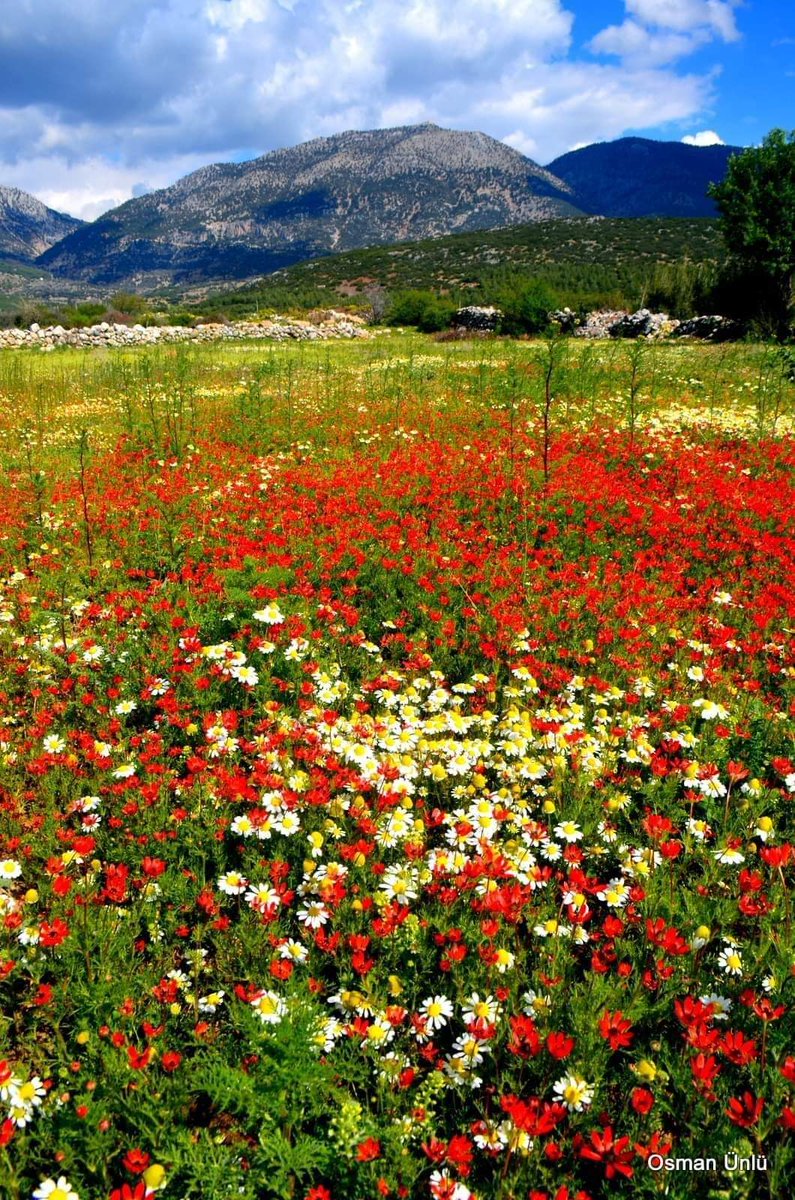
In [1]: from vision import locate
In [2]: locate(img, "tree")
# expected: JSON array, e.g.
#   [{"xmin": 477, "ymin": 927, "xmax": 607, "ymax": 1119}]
[
  {"xmin": 385, "ymin": 290, "xmax": 455, "ymax": 332},
  {"xmin": 709, "ymin": 129, "xmax": 795, "ymax": 337},
  {"xmin": 496, "ymin": 280, "xmax": 557, "ymax": 337}
]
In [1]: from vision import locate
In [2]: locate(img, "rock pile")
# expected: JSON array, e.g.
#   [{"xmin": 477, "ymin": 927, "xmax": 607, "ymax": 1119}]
[
  {"xmin": 608, "ymin": 309, "xmax": 679, "ymax": 339},
  {"xmin": 453, "ymin": 305, "xmax": 502, "ymax": 331},
  {"xmin": 0, "ymin": 312, "xmax": 369, "ymax": 352},
  {"xmin": 573, "ymin": 308, "xmax": 743, "ymax": 341},
  {"xmin": 573, "ymin": 310, "xmax": 629, "ymax": 339},
  {"xmin": 672, "ymin": 315, "xmax": 745, "ymax": 342},
  {"xmin": 549, "ymin": 307, "xmax": 577, "ymax": 333}
]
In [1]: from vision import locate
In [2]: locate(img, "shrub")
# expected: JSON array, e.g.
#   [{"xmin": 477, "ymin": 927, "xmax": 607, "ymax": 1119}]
[
  {"xmin": 385, "ymin": 290, "xmax": 456, "ymax": 332},
  {"xmin": 496, "ymin": 280, "xmax": 558, "ymax": 336}
]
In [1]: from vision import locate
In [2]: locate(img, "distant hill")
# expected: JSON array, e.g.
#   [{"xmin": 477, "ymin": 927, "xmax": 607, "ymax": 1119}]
[
  {"xmin": 0, "ymin": 186, "xmax": 82, "ymax": 261},
  {"xmin": 547, "ymin": 137, "xmax": 741, "ymax": 218},
  {"xmin": 193, "ymin": 216, "xmax": 723, "ymax": 319},
  {"xmin": 38, "ymin": 124, "xmax": 581, "ymax": 287}
]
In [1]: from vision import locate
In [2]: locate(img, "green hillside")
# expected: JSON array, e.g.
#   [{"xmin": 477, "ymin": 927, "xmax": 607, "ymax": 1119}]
[{"xmin": 195, "ymin": 216, "xmax": 724, "ymax": 319}]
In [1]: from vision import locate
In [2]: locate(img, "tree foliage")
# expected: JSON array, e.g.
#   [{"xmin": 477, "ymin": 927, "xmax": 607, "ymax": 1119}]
[{"xmin": 709, "ymin": 129, "xmax": 795, "ymax": 336}]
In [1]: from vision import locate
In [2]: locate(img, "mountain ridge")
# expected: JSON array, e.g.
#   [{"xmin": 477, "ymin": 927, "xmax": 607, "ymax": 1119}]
[
  {"xmin": 37, "ymin": 124, "xmax": 581, "ymax": 287},
  {"xmin": 0, "ymin": 185, "xmax": 83, "ymax": 262},
  {"xmin": 547, "ymin": 136, "xmax": 741, "ymax": 218},
  {"xmin": 4, "ymin": 126, "xmax": 745, "ymax": 294}
]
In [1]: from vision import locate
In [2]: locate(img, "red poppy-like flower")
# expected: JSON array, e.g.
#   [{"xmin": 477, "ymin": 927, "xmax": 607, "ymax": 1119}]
[
  {"xmin": 127, "ymin": 1046, "xmax": 152, "ymax": 1070},
  {"xmin": 122, "ymin": 1148, "xmax": 151, "ymax": 1175},
  {"xmin": 141, "ymin": 856, "xmax": 167, "ymax": 877},
  {"xmin": 630, "ymin": 1088, "xmax": 655, "ymax": 1115},
  {"xmin": 109, "ymin": 1183, "xmax": 150, "ymax": 1200},
  {"xmin": 579, "ymin": 1125, "xmax": 634, "ymax": 1179},
  {"xmin": 356, "ymin": 1138, "xmax": 382, "ymax": 1162},
  {"xmin": 546, "ymin": 1031, "xmax": 575, "ymax": 1059},
  {"xmin": 719, "ymin": 1031, "xmax": 757, "ymax": 1066},
  {"xmin": 727, "ymin": 1092, "xmax": 764, "ymax": 1128},
  {"xmin": 445, "ymin": 1134, "xmax": 473, "ymax": 1174},
  {"xmin": 598, "ymin": 1010, "xmax": 634, "ymax": 1051}
]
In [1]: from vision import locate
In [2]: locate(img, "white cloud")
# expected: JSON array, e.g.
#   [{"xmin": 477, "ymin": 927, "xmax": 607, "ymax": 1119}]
[
  {"xmin": 0, "ymin": 0, "xmax": 743, "ymax": 217},
  {"xmin": 479, "ymin": 61, "xmax": 713, "ymax": 162},
  {"xmin": 0, "ymin": 152, "xmax": 211, "ymax": 220},
  {"xmin": 589, "ymin": 20, "xmax": 709, "ymax": 67},
  {"xmin": 682, "ymin": 129, "xmax": 725, "ymax": 145},
  {"xmin": 626, "ymin": 0, "xmax": 740, "ymax": 40}
]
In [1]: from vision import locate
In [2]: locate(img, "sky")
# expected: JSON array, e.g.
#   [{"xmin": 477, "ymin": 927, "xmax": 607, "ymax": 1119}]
[{"xmin": 0, "ymin": 0, "xmax": 792, "ymax": 220}]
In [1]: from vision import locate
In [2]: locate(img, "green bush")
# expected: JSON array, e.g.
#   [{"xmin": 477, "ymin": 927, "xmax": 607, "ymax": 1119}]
[
  {"xmin": 385, "ymin": 290, "xmax": 455, "ymax": 332},
  {"xmin": 496, "ymin": 280, "xmax": 558, "ymax": 335}
]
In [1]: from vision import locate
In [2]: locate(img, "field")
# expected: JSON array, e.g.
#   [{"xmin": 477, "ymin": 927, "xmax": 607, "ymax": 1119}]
[{"xmin": 0, "ymin": 333, "xmax": 793, "ymax": 1200}]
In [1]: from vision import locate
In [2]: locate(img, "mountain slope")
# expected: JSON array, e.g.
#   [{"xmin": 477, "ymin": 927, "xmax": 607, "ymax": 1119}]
[
  {"xmin": 547, "ymin": 137, "xmax": 740, "ymax": 218},
  {"xmin": 38, "ymin": 124, "xmax": 581, "ymax": 287},
  {"xmin": 0, "ymin": 186, "xmax": 83, "ymax": 261},
  {"xmin": 192, "ymin": 216, "xmax": 721, "ymax": 318}
]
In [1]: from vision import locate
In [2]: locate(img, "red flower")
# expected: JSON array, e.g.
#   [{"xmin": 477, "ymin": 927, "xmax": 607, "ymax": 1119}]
[
  {"xmin": 780, "ymin": 1057, "xmax": 795, "ymax": 1083},
  {"xmin": 500, "ymin": 1095, "xmax": 566, "ymax": 1136},
  {"xmin": 691, "ymin": 1053, "xmax": 720, "ymax": 1091},
  {"xmin": 761, "ymin": 844, "xmax": 792, "ymax": 868},
  {"xmin": 446, "ymin": 1134, "xmax": 473, "ymax": 1174},
  {"xmin": 161, "ymin": 1050, "xmax": 182, "ymax": 1072},
  {"xmin": 719, "ymin": 1031, "xmax": 757, "ymax": 1066},
  {"xmin": 598, "ymin": 1010, "xmax": 634, "ymax": 1051},
  {"xmin": 507, "ymin": 1015, "xmax": 541, "ymax": 1058},
  {"xmin": 356, "ymin": 1137, "xmax": 382, "ymax": 1162},
  {"xmin": 110, "ymin": 1184, "xmax": 150, "ymax": 1200},
  {"xmin": 727, "ymin": 1092, "xmax": 764, "ymax": 1128},
  {"xmin": 780, "ymin": 1106, "xmax": 795, "ymax": 1130},
  {"xmin": 579, "ymin": 1125, "xmax": 634, "ymax": 1179},
  {"xmin": 546, "ymin": 1031, "xmax": 575, "ymax": 1059},
  {"xmin": 141, "ymin": 856, "xmax": 167, "ymax": 877},
  {"xmin": 122, "ymin": 1148, "xmax": 151, "ymax": 1175},
  {"xmin": 126, "ymin": 1046, "xmax": 152, "ymax": 1070},
  {"xmin": 630, "ymin": 1088, "xmax": 654, "ymax": 1115}
]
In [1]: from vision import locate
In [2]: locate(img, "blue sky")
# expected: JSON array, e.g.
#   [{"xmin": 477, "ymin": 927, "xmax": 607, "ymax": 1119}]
[
  {"xmin": 568, "ymin": 0, "xmax": 794, "ymax": 149},
  {"xmin": 0, "ymin": 0, "xmax": 791, "ymax": 219}
]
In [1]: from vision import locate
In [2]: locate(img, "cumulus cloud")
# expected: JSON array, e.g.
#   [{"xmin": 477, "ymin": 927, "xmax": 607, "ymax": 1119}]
[
  {"xmin": 0, "ymin": 0, "xmax": 742, "ymax": 217},
  {"xmin": 682, "ymin": 129, "xmax": 726, "ymax": 145},
  {"xmin": 626, "ymin": 0, "xmax": 740, "ymax": 40},
  {"xmin": 590, "ymin": 0, "xmax": 741, "ymax": 67}
]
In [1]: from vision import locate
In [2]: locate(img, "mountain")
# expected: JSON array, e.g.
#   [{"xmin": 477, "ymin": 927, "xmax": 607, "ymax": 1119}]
[
  {"xmin": 38, "ymin": 124, "xmax": 581, "ymax": 287},
  {"xmin": 547, "ymin": 137, "xmax": 740, "ymax": 219},
  {"xmin": 0, "ymin": 186, "xmax": 83, "ymax": 262}
]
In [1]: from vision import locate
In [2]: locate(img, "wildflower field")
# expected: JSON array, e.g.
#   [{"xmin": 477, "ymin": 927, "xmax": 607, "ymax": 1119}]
[{"xmin": 0, "ymin": 334, "xmax": 793, "ymax": 1200}]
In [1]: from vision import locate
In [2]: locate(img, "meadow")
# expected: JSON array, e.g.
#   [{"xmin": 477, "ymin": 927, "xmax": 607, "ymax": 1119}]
[{"xmin": 0, "ymin": 332, "xmax": 793, "ymax": 1200}]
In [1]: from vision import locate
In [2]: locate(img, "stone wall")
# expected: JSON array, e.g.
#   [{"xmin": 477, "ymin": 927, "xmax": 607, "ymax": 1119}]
[{"xmin": 0, "ymin": 311, "xmax": 369, "ymax": 351}]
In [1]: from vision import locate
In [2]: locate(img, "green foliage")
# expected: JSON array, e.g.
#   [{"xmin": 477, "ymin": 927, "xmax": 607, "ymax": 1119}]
[
  {"xmin": 110, "ymin": 291, "xmax": 150, "ymax": 316},
  {"xmin": 496, "ymin": 280, "xmax": 557, "ymax": 335},
  {"xmin": 385, "ymin": 289, "xmax": 456, "ymax": 331},
  {"xmin": 709, "ymin": 129, "xmax": 795, "ymax": 336},
  {"xmin": 194, "ymin": 218, "xmax": 724, "ymax": 323}
]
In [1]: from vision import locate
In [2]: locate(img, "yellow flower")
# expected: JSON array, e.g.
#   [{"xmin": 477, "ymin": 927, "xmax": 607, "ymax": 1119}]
[{"xmin": 143, "ymin": 1164, "xmax": 166, "ymax": 1190}]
